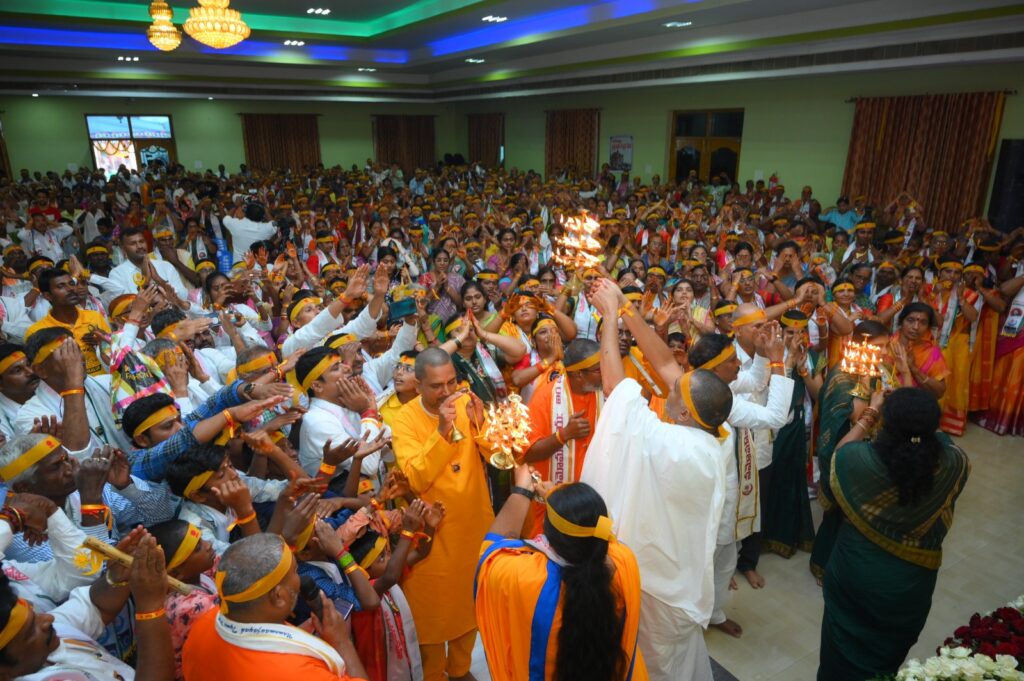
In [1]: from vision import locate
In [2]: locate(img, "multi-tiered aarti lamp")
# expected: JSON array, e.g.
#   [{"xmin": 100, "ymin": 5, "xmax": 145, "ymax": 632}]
[{"xmin": 482, "ymin": 395, "xmax": 532, "ymax": 470}]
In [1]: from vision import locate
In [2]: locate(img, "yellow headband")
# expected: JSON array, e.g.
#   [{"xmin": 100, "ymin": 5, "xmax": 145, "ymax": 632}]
[
  {"xmin": 85, "ymin": 245, "xmax": 109, "ymax": 256},
  {"xmin": 326, "ymin": 333, "xmax": 357, "ymax": 350},
  {"xmin": 780, "ymin": 315, "xmax": 809, "ymax": 329},
  {"xmin": 445, "ymin": 318, "xmax": 463, "ymax": 335},
  {"xmin": 940, "ymin": 262, "xmax": 964, "ymax": 271},
  {"xmin": 399, "ymin": 355, "xmax": 417, "ymax": 367},
  {"xmin": 196, "ymin": 261, "xmax": 216, "ymax": 273},
  {"xmin": 316, "ymin": 236, "xmax": 336, "ymax": 245},
  {"xmin": 884, "ymin": 236, "xmax": 903, "ymax": 245},
  {"xmin": 183, "ymin": 470, "xmax": 215, "ymax": 499},
  {"xmin": 678, "ymin": 371, "xmax": 726, "ymax": 438},
  {"xmin": 294, "ymin": 521, "xmax": 315, "ymax": 553},
  {"xmin": 714, "ymin": 304, "xmax": 737, "ymax": 318},
  {"xmin": 2, "ymin": 244, "xmax": 22, "ymax": 257},
  {"xmin": 358, "ymin": 536, "xmax": 388, "ymax": 569},
  {"xmin": 110, "ymin": 296, "xmax": 137, "ymax": 318},
  {"xmin": 154, "ymin": 228, "xmax": 174, "ymax": 240},
  {"xmin": 0, "ymin": 351, "xmax": 26, "ymax": 376},
  {"xmin": 157, "ymin": 322, "xmax": 181, "ymax": 340},
  {"xmin": 289, "ymin": 298, "xmax": 321, "ymax": 325},
  {"xmin": 532, "ymin": 318, "xmax": 558, "ymax": 336},
  {"xmin": 476, "ymin": 272, "xmax": 499, "ymax": 281},
  {"xmin": 293, "ymin": 355, "xmax": 339, "ymax": 393},
  {"xmin": 167, "ymin": 523, "xmax": 202, "ymax": 570},
  {"xmin": 878, "ymin": 261, "xmax": 898, "ymax": 271},
  {"xmin": 700, "ymin": 344, "xmax": 736, "ymax": 370},
  {"xmin": 732, "ymin": 310, "xmax": 767, "ymax": 327},
  {"xmin": 648, "ymin": 267, "xmax": 667, "ymax": 278},
  {"xmin": 215, "ymin": 544, "xmax": 292, "ymax": 614},
  {"xmin": 0, "ymin": 436, "xmax": 61, "ymax": 482},
  {"xmin": 523, "ymin": 278, "xmax": 540, "ymax": 288},
  {"xmin": 546, "ymin": 501, "xmax": 613, "ymax": 542},
  {"xmin": 0, "ymin": 599, "xmax": 29, "ymax": 650},
  {"xmin": 28, "ymin": 260, "xmax": 52, "ymax": 273},
  {"xmin": 132, "ymin": 405, "xmax": 179, "ymax": 439},
  {"xmin": 31, "ymin": 338, "xmax": 67, "ymax": 367},
  {"xmin": 964, "ymin": 264, "xmax": 985, "ymax": 275},
  {"xmin": 564, "ymin": 351, "xmax": 600, "ymax": 372},
  {"xmin": 236, "ymin": 353, "xmax": 276, "ymax": 376},
  {"xmin": 624, "ymin": 292, "xmax": 643, "ymax": 302},
  {"xmin": 832, "ymin": 283, "xmax": 855, "ymax": 294}
]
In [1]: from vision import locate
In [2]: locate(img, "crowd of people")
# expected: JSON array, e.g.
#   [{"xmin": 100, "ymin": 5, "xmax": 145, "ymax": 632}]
[{"xmin": 0, "ymin": 157, "xmax": 1016, "ymax": 681}]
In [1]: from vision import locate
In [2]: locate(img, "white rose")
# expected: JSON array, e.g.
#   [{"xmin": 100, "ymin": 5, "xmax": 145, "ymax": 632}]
[
  {"xmin": 950, "ymin": 646, "xmax": 973, "ymax": 659},
  {"xmin": 995, "ymin": 654, "xmax": 1019, "ymax": 670}
]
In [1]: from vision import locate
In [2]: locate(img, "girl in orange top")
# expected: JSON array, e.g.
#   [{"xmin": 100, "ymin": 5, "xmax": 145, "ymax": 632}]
[{"xmin": 475, "ymin": 467, "xmax": 647, "ymax": 681}]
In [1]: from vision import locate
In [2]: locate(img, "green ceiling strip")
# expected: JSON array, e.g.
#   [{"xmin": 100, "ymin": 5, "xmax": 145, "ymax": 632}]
[
  {"xmin": 0, "ymin": 0, "xmax": 489, "ymax": 38},
  {"xmin": 0, "ymin": 67, "xmax": 424, "ymax": 89}
]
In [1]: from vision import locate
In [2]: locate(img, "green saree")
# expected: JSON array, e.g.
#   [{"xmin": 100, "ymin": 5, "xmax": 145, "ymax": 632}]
[
  {"xmin": 809, "ymin": 365, "xmax": 858, "ymax": 577},
  {"xmin": 763, "ymin": 375, "xmax": 815, "ymax": 557},
  {"xmin": 816, "ymin": 436, "xmax": 970, "ymax": 681}
]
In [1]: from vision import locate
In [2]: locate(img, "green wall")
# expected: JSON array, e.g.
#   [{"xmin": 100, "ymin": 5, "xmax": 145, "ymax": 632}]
[{"xmin": 3, "ymin": 62, "xmax": 1022, "ymax": 211}]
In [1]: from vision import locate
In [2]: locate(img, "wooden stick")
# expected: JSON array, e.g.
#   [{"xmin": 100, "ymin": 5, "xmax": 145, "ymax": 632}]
[{"xmin": 82, "ymin": 537, "xmax": 194, "ymax": 595}]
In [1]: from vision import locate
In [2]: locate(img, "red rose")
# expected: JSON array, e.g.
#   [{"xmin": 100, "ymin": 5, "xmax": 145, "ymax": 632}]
[
  {"xmin": 994, "ymin": 641, "xmax": 1020, "ymax": 657},
  {"xmin": 954, "ymin": 626, "xmax": 972, "ymax": 639},
  {"xmin": 978, "ymin": 642, "xmax": 998, "ymax": 657}
]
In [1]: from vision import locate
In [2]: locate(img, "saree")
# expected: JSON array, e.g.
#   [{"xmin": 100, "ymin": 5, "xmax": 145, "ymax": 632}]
[
  {"xmin": 762, "ymin": 375, "xmax": 815, "ymax": 558},
  {"xmin": 808, "ymin": 365, "xmax": 857, "ymax": 579},
  {"xmin": 975, "ymin": 331, "xmax": 1024, "ymax": 436},
  {"xmin": 817, "ymin": 437, "xmax": 970, "ymax": 681},
  {"xmin": 939, "ymin": 315, "xmax": 973, "ymax": 436}
]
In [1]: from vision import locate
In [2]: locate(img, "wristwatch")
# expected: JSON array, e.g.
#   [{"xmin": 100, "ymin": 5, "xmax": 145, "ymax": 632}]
[
  {"xmin": 510, "ymin": 485, "xmax": 534, "ymax": 499},
  {"xmin": 242, "ymin": 382, "xmax": 256, "ymax": 398}
]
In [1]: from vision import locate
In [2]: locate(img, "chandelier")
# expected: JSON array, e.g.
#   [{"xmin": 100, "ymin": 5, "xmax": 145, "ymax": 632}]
[
  {"xmin": 146, "ymin": 0, "xmax": 182, "ymax": 51},
  {"xmin": 183, "ymin": 0, "xmax": 250, "ymax": 50}
]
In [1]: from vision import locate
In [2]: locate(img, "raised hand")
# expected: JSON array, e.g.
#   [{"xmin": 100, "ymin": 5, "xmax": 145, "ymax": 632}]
[
  {"xmin": 30, "ymin": 415, "xmax": 63, "ymax": 440},
  {"xmin": 401, "ymin": 498, "xmax": 426, "ymax": 532},
  {"xmin": 129, "ymin": 535, "xmax": 169, "ymax": 612},
  {"xmin": 380, "ymin": 469, "xmax": 411, "ymax": 502},
  {"xmin": 229, "ymin": 395, "xmax": 289, "ymax": 423},
  {"xmin": 346, "ymin": 264, "xmax": 371, "ymax": 300},
  {"xmin": 210, "ymin": 478, "xmax": 253, "ymax": 515},
  {"xmin": 322, "ymin": 436, "xmax": 361, "ymax": 467},
  {"xmin": 280, "ymin": 493, "xmax": 319, "ymax": 547},
  {"xmin": 76, "ymin": 448, "xmax": 113, "ymax": 503},
  {"xmin": 336, "ymin": 378, "xmax": 373, "ymax": 413},
  {"xmin": 423, "ymin": 501, "xmax": 446, "ymax": 530},
  {"xmin": 107, "ymin": 448, "xmax": 132, "ymax": 490},
  {"xmin": 437, "ymin": 389, "xmax": 465, "ymax": 439}
]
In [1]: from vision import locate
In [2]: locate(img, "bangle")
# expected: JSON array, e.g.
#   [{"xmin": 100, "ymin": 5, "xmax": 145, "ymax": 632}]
[
  {"xmin": 104, "ymin": 570, "xmax": 129, "ymax": 588},
  {"xmin": 400, "ymin": 529, "xmax": 417, "ymax": 541},
  {"xmin": 338, "ymin": 551, "xmax": 355, "ymax": 568},
  {"xmin": 797, "ymin": 367, "xmax": 809, "ymax": 377},
  {"xmin": 222, "ymin": 409, "xmax": 236, "ymax": 430},
  {"xmin": 60, "ymin": 388, "xmax": 85, "ymax": 398},
  {"xmin": 554, "ymin": 429, "xmax": 566, "ymax": 445},
  {"xmin": 369, "ymin": 498, "xmax": 384, "ymax": 512},
  {"xmin": 318, "ymin": 462, "xmax": 337, "ymax": 476},
  {"xmin": 0, "ymin": 507, "xmax": 23, "ymax": 534},
  {"xmin": 235, "ymin": 510, "xmax": 257, "ymax": 525},
  {"xmin": 343, "ymin": 563, "xmax": 363, "ymax": 576},
  {"xmin": 80, "ymin": 503, "xmax": 109, "ymax": 515},
  {"xmin": 618, "ymin": 303, "xmax": 634, "ymax": 318},
  {"xmin": 360, "ymin": 409, "xmax": 380, "ymax": 421},
  {"xmin": 414, "ymin": 531, "xmax": 432, "ymax": 543},
  {"xmin": 135, "ymin": 607, "xmax": 166, "ymax": 621},
  {"xmin": 768, "ymin": 361, "xmax": 785, "ymax": 369},
  {"xmin": 510, "ymin": 485, "xmax": 534, "ymax": 499}
]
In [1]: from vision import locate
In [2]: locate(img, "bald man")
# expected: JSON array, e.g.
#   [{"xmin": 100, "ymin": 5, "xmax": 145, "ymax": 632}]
[
  {"xmin": 182, "ymin": 533, "xmax": 366, "ymax": 681},
  {"xmin": 583, "ymin": 279, "xmax": 732, "ymax": 681}
]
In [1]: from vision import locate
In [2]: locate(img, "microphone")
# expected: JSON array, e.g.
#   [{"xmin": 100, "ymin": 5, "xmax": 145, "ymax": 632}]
[{"xmin": 299, "ymin": 575, "xmax": 324, "ymax": 622}]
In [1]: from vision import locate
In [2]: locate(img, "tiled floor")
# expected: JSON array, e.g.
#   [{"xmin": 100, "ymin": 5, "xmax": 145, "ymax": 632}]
[
  {"xmin": 706, "ymin": 423, "xmax": 1024, "ymax": 681},
  {"xmin": 463, "ymin": 423, "xmax": 1023, "ymax": 681}
]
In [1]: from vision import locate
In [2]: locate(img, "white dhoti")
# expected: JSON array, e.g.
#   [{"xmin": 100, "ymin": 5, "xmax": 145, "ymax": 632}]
[
  {"xmin": 710, "ymin": 541, "xmax": 739, "ymax": 626},
  {"xmin": 639, "ymin": 591, "xmax": 713, "ymax": 681}
]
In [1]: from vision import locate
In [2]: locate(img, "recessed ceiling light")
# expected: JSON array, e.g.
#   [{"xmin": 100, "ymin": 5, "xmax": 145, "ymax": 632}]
[
  {"xmin": 664, "ymin": 21, "xmax": 693, "ymax": 28},
  {"xmin": 357, "ymin": 67, "xmax": 377, "ymax": 72},
  {"xmin": 208, "ymin": 96, "xmax": 214, "ymax": 100},
  {"xmin": 133, "ymin": 56, "xmax": 139, "ymax": 61},
  {"xmin": 117, "ymin": 56, "xmax": 124, "ymax": 61},
  {"xmin": 283, "ymin": 40, "xmax": 306, "ymax": 46},
  {"xmin": 31, "ymin": 93, "xmax": 39, "ymax": 97},
  {"xmin": 307, "ymin": 7, "xmax": 329, "ymax": 14},
  {"xmin": 465, "ymin": 58, "xmax": 486, "ymax": 63},
  {"xmin": 482, "ymin": 15, "xmax": 507, "ymax": 22}
]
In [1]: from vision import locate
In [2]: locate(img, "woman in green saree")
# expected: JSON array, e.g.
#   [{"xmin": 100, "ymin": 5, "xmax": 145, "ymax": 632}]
[
  {"xmin": 809, "ymin": 320, "xmax": 891, "ymax": 578},
  {"xmin": 816, "ymin": 387, "xmax": 970, "ymax": 681}
]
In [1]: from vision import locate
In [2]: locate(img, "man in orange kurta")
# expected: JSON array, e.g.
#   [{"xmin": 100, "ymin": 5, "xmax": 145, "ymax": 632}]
[
  {"xmin": 392, "ymin": 348, "xmax": 495, "ymax": 681},
  {"xmin": 523, "ymin": 339, "xmax": 603, "ymax": 535}
]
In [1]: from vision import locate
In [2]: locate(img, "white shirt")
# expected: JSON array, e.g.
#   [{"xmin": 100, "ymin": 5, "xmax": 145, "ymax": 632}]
[
  {"xmin": 0, "ymin": 511, "xmax": 91, "ymax": 611},
  {"xmin": 299, "ymin": 397, "xmax": 386, "ymax": 481},
  {"xmin": 109, "ymin": 257, "xmax": 189, "ymax": 300},
  {"xmin": 16, "ymin": 375, "xmax": 133, "ymax": 456},
  {"xmin": 582, "ymin": 379, "xmax": 729, "ymax": 628},
  {"xmin": 0, "ymin": 391, "xmax": 23, "ymax": 438},
  {"xmin": 0, "ymin": 295, "xmax": 33, "ymax": 344},
  {"xmin": 196, "ymin": 345, "xmax": 236, "ymax": 385},
  {"xmin": 222, "ymin": 214, "xmax": 276, "ymax": 264},
  {"xmin": 17, "ymin": 225, "xmax": 72, "ymax": 261},
  {"xmin": 280, "ymin": 302, "xmax": 381, "ymax": 358},
  {"xmin": 361, "ymin": 321, "xmax": 417, "ymax": 395}
]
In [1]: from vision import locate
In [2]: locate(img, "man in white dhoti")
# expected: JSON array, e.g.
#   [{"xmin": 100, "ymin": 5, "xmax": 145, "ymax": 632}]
[
  {"xmin": 688, "ymin": 326, "xmax": 794, "ymax": 639},
  {"xmin": 581, "ymin": 279, "xmax": 734, "ymax": 681}
]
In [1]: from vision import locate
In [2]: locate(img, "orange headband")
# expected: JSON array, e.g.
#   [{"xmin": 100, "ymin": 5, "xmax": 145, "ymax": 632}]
[{"xmin": 732, "ymin": 310, "xmax": 767, "ymax": 327}]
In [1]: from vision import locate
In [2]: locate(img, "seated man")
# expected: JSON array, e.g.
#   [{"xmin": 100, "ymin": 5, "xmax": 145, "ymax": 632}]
[
  {"xmin": 0, "ymin": 536, "xmax": 174, "ymax": 681},
  {"xmin": 181, "ymin": 533, "xmax": 366, "ymax": 681},
  {"xmin": 26, "ymin": 267, "xmax": 111, "ymax": 376}
]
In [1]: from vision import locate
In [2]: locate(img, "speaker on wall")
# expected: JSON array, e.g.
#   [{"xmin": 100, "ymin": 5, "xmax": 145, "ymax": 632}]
[{"xmin": 988, "ymin": 139, "xmax": 1024, "ymax": 233}]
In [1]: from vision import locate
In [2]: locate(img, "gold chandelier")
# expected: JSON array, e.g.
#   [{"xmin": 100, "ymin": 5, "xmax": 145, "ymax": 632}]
[
  {"xmin": 183, "ymin": 0, "xmax": 250, "ymax": 50},
  {"xmin": 146, "ymin": 0, "xmax": 182, "ymax": 51}
]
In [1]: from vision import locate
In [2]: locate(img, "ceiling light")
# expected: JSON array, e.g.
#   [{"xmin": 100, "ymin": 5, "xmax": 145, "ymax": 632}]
[
  {"xmin": 184, "ymin": 0, "xmax": 250, "ymax": 50},
  {"xmin": 465, "ymin": 58, "xmax": 485, "ymax": 63},
  {"xmin": 322, "ymin": 9, "xmax": 330, "ymax": 14},
  {"xmin": 664, "ymin": 21, "xmax": 693, "ymax": 28},
  {"xmin": 147, "ymin": 0, "xmax": 182, "ymax": 51},
  {"xmin": 208, "ymin": 96, "xmax": 214, "ymax": 100},
  {"xmin": 357, "ymin": 67, "xmax": 376, "ymax": 72},
  {"xmin": 31, "ymin": 93, "xmax": 39, "ymax": 97},
  {"xmin": 308, "ymin": 7, "xmax": 330, "ymax": 14},
  {"xmin": 482, "ymin": 15, "xmax": 507, "ymax": 22},
  {"xmin": 117, "ymin": 56, "xmax": 124, "ymax": 61},
  {"xmin": 283, "ymin": 39, "xmax": 306, "ymax": 46},
  {"xmin": 133, "ymin": 56, "xmax": 139, "ymax": 61}
]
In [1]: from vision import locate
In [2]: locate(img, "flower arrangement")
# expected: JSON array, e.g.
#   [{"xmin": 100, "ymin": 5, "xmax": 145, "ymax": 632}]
[{"xmin": 874, "ymin": 596, "xmax": 1024, "ymax": 681}]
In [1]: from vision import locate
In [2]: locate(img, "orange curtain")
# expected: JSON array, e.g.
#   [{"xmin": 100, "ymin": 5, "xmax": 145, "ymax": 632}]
[
  {"xmin": 842, "ymin": 91, "xmax": 1005, "ymax": 234},
  {"xmin": 372, "ymin": 115, "xmax": 435, "ymax": 175},
  {"xmin": 240, "ymin": 113, "xmax": 321, "ymax": 172},
  {"xmin": 467, "ymin": 113, "xmax": 504, "ymax": 167},
  {"xmin": 545, "ymin": 109, "xmax": 600, "ymax": 180}
]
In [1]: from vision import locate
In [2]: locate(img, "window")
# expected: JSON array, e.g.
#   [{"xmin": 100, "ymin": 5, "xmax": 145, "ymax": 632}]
[
  {"xmin": 669, "ymin": 109, "xmax": 744, "ymax": 184},
  {"xmin": 84, "ymin": 114, "xmax": 176, "ymax": 177}
]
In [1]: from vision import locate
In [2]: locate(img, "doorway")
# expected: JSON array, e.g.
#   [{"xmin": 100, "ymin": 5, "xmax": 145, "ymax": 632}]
[{"xmin": 669, "ymin": 109, "xmax": 744, "ymax": 184}]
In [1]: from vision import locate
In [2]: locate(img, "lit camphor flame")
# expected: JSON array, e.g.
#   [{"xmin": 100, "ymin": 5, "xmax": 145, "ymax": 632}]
[
  {"xmin": 553, "ymin": 213, "xmax": 603, "ymax": 272},
  {"xmin": 840, "ymin": 338, "xmax": 883, "ymax": 378},
  {"xmin": 483, "ymin": 395, "xmax": 533, "ymax": 470}
]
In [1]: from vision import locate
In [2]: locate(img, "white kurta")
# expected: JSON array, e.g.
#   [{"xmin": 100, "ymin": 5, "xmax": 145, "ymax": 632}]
[{"xmin": 581, "ymin": 379, "xmax": 730, "ymax": 680}]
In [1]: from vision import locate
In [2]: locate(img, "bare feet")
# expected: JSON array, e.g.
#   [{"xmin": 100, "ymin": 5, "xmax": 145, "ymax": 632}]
[
  {"xmin": 711, "ymin": 619, "xmax": 743, "ymax": 638},
  {"xmin": 728, "ymin": 577, "xmax": 738, "ymax": 591},
  {"xmin": 742, "ymin": 569, "xmax": 766, "ymax": 589}
]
